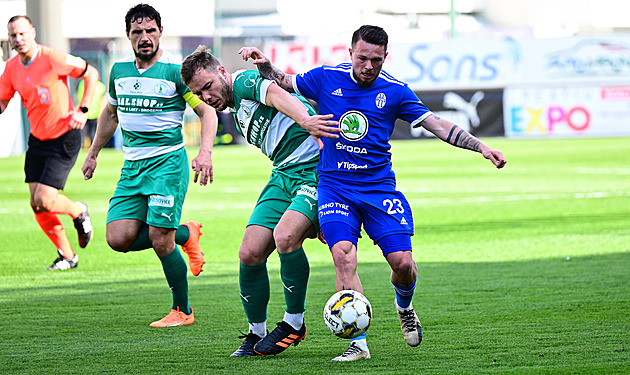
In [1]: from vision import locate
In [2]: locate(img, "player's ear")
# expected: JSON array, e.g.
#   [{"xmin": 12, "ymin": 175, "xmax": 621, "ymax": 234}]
[{"xmin": 218, "ymin": 65, "xmax": 227, "ymax": 78}]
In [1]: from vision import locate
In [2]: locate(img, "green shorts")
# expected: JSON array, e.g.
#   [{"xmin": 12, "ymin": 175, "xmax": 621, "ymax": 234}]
[
  {"xmin": 248, "ymin": 167, "xmax": 319, "ymax": 236},
  {"xmin": 107, "ymin": 148, "xmax": 189, "ymax": 229}
]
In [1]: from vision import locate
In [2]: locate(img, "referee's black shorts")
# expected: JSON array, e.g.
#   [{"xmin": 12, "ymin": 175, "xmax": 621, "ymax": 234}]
[{"xmin": 24, "ymin": 129, "xmax": 81, "ymax": 190}]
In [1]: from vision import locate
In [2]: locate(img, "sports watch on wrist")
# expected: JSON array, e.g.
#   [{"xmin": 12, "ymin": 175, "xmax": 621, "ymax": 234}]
[{"xmin": 79, "ymin": 106, "xmax": 89, "ymax": 113}]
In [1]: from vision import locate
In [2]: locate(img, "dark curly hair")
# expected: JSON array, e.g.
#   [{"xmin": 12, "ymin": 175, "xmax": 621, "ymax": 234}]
[{"xmin": 125, "ymin": 3, "xmax": 161, "ymax": 33}]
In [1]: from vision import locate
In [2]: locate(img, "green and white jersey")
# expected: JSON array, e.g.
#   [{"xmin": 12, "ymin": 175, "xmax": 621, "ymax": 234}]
[
  {"xmin": 231, "ymin": 69, "xmax": 319, "ymax": 171},
  {"xmin": 109, "ymin": 50, "xmax": 200, "ymax": 160}
]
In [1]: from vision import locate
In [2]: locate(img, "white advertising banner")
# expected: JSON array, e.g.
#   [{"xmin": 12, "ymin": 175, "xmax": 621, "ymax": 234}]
[
  {"xmin": 265, "ymin": 38, "xmax": 521, "ymax": 91},
  {"xmin": 504, "ymin": 86, "xmax": 630, "ymax": 138},
  {"xmin": 518, "ymin": 35, "xmax": 630, "ymax": 86},
  {"xmin": 266, "ymin": 34, "xmax": 630, "ymax": 92},
  {"xmin": 386, "ymin": 39, "xmax": 521, "ymax": 91}
]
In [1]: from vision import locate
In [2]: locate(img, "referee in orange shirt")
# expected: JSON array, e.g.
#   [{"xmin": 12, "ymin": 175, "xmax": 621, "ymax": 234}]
[{"xmin": 0, "ymin": 15, "xmax": 98, "ymax": 270}]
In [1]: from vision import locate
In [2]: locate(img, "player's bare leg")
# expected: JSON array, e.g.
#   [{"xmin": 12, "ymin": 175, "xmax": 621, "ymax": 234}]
[
  {"xmin": 330, "ymin": 241, "xmax": 364, "ymax": 293},
  {"xmin": 106, "ymin": 219, "xmax": 144, "ymax": 252},
  {"xmin": 329, "ymin": 241, "xmax": 370, "ymax": 361},
  {"xmin": 387, "ymin": 251, "xmax": 422, "ymax": 347}
]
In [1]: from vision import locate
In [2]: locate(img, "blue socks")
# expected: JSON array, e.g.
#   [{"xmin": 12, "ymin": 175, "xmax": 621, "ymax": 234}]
[{"xmin": 393, "ymin": 280, "xmax": 416, "ymax": 309}]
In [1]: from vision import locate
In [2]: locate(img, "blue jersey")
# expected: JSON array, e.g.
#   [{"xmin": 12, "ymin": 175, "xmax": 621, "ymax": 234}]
[{"xmin": 294, "ymin": 63, "xmax": 432, "ymax": 186}]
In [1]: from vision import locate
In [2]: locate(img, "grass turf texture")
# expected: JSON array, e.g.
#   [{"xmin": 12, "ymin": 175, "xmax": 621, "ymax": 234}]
[{"xmin": 0, "ymin": 137, "xmax": 628, "ymax": 374}]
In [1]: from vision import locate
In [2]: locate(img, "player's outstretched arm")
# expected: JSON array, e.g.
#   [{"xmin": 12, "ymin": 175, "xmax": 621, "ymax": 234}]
[
  {"xmin": 191, "ymin": 101, "xmax": 217, "ymax": 186},
  {"xmin": 421, "ymin": 114, "xmax": 507, "ymax": 169},
  {"xmin": 265, "ymin": 83, "xmax": 339, "ymax": 149},
  {"xmin": 239, "ymin": 46, "xmax": 296, "ymax": 93},
  {"xmin": 82, "ymin": 103, "xmax": 119, "ymax": 180}
]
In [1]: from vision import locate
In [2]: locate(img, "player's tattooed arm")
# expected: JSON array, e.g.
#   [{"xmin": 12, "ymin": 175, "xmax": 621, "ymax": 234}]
[
  {"xmin": 420, "ymin": 114, "xmax": 506, "ymax": 168},
  {"xmin": 421, "ymin": 114, "xmax": 481, "ymax": 152},
  {"xmin": 239, "ymin": 46, "xmax": 295, "ymax": 93},
  {"xmin": 445, "ymin": 124, "xmax": 482, "ymax": 152},
  {"xmin": 258, "ymin": 63, "xmax": 295, "ymax": 93},
  {"xmin": 421, "ymin": 114, "xmax": 507, "ymax": 169}
]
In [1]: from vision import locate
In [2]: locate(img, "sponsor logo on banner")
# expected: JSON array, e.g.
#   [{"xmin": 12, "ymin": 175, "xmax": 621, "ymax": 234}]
[
  {"xmin": 411, "ymin": 91, "xmax": 485, "ymax": 138},
  {"xmin": 545, "ymin": 40, "xmax": 630, "ymax": 79},
  {"xmin": 504, "ymin": 86, "xmax": 630, "ymax": 137}
]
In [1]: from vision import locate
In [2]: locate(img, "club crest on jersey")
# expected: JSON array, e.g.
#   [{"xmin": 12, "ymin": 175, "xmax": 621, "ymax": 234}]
[
  {"xmin": 339, "ymin": 110, "xmax": 368, "ymax": 141},
  {"xmin": 376, "ymin": 93, "xmax": 387, "ymax": 108},
  {"xmin": 244, "ymin": 74, "xmax": 257, "ymax": 88},
  {"xmin": 154, "ymin": 83, "xmax": 167, "ymax": 95},
  {"xmin": 37, "ymin": 88, "xmax": 50, "ymax": 104}
]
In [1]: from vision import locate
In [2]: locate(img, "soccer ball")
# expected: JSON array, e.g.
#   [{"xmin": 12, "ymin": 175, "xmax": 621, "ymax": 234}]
[{"xmin": 323, "ymin": 290, "xmax": 372, "ymax": 339}]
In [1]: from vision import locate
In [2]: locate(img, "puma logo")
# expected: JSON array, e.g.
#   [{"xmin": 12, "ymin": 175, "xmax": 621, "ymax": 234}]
[
  {"xmin": 282, "ymin": 281, "xmax": 295, "ymax": 293},
  {"xmin": 161, "ymin": 212, "xmax": 173, "ymax": 221},
  {"xmin": 305, "ymin": 198, "xmax": 315, "ymax": 211}
]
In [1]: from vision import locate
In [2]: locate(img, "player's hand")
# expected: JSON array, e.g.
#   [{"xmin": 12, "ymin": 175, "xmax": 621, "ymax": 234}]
[
  {"xmin": 317, "ymin": 231, "xmax": 327, "ymax": 245},
  {"xmin": 238, "ymin": 47, "xmax": 268, "ymax": 65},
  {"xmin": 482, "ymin": 148, "xmax": 507, "ymax": 169},
  {"xmin": 66, "ymin": 109, "xmax": 88, "ymax": 130},
  {"xmin": 192, "ymin": 149, "xmax": 213, "ymax": 186},
  {"xmin": 301, "ymin": 114, "xmax": 340, "ymax": 150},
  {"xmin": 81, "ymin": 155, "xmax": 97, "ymax": 180}
]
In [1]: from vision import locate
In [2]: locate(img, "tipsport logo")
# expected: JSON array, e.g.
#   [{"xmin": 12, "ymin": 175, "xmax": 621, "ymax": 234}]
[{"xmin": 339, "ymin": 110, "xmax": 368, "ymax": 141}]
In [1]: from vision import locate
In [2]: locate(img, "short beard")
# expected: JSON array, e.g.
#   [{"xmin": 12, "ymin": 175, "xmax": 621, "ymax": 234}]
[
  {"xmin": 134, "ymin": 45, "xmax": 159, "ymax": 61},
  {"xmin": 214, "ymin": 79, "xmax": 233, "ymax": 111},
  {"xmin": 353, "ymin": 72, "xmax": 375, "ymax": 87}
]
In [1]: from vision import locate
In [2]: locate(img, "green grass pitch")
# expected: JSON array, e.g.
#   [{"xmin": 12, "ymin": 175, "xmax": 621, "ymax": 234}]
[{"xmin": 0, "ymin": 137, "xmax": 628, "ymax": 374}]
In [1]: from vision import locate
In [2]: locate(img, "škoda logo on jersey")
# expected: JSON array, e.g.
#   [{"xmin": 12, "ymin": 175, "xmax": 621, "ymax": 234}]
[{"xmin": 339, "ymin": 111, "xmax": 368, "ymax": 141}]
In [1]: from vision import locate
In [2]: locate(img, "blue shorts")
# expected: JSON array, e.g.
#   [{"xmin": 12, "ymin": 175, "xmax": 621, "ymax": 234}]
[{"xmin": 318, "ymin": 182, "xmax": 414, "ymax": 250}]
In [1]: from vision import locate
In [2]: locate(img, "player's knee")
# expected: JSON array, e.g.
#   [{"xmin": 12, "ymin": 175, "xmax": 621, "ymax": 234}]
[
  {"xmin": 106, "ymin": 232, "xmax": 131, "ymax": 252},
  {"xmin": 30, "ymin": 200, "xmax": 42, "ymax": 213},
  {"xmin": 238, "ymin": 245, "xmax": 266, "ymax": 265},
  {"xmin": 31, "ymin": 196, "xmax": 54, "ymax": 212},
  {"xmin": 390, "ymin": 253, "xmax": 416, "ymax": 277},
  {"xmin": 331, "ymin": 245, "xmax": 357, "ymax": 271},
  {"xmin": 273, "ymin": 228, "xmax": 300, "ymax": 253}
]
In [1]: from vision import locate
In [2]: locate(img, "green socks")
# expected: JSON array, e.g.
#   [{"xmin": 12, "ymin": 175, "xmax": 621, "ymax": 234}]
[
  {"xmin": 239, "ymin": 262, "xmax": 270, "ymax": 323},
  {"xmin": 279, "ymin": 247, "xmax": 310, "ymax": 314},
  {"xmin": 159, "ymin": 247, "xmax": 190, "ymax": 315},
  {"xmin": 238, "ymin": 247, "xmax": 309, "ymax": 324}
]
